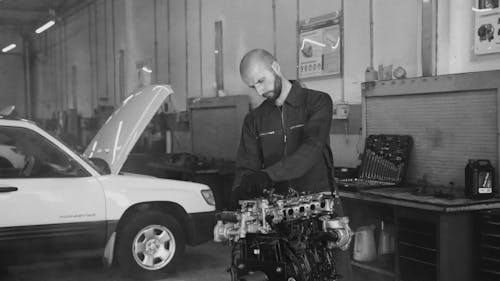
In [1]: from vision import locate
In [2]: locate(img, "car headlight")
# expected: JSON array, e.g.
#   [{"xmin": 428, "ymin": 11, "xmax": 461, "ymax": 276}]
[{"xmin": 201, "ymin": 189, "xmax": 215, "ymax": 206}]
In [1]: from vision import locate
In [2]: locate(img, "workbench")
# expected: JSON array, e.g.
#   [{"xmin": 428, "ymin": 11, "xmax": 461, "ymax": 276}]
[
  {"xmin": 340, "ymin": 187, "xmax": 500, "ymax": 281},
  {"xmin": 352, "ymin": 70, "xmax": 500, "ymax": 281}
]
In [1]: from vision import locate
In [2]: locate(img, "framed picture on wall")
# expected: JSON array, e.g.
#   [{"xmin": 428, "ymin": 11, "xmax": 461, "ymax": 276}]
[
  {"xmin": 298, "ymin": 12, "xmax": 342, "ymax": 79},
  {"xmin": 478, "ymin": 0, "xmax": 498, "ymax": 9},
  {"xmin": 474, "ymin": 0, "xmax": 500, "ymax": 54}
]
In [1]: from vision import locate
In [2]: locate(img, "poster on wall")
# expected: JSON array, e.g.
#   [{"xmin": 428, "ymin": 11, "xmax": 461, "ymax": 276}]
[
  {"xmin": 474, "ymin": 0, "xmax": 500, "ymax": 55},
  {"xmin": 298, "ymin": 12, "xmax": 341, "ymax": 79}
]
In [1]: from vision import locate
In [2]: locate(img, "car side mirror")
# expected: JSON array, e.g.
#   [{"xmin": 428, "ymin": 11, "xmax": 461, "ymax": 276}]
[{"xmin": 89, "ymin": 157, "xmax": 111, "ymax": 175}]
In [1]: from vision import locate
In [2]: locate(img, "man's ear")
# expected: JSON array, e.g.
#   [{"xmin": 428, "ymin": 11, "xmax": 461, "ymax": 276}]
[{"xmin": 271, "ymin": 61, "xmax": 281, "ymax": 75}]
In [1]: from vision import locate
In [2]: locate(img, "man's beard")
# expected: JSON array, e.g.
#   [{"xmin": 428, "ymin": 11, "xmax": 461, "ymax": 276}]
[{"xmin": 266, "ymin": 74, "xmax": 282, "ymax": 102}]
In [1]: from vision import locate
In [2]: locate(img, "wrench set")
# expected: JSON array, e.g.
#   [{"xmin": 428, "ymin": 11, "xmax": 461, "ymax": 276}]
[{"xmin": 339, "ymin": 135, "xmax": 413, "ymax": 188}]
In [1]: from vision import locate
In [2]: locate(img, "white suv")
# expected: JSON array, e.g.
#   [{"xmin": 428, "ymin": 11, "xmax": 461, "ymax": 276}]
[{"xmin": 0, "ymin": 85, "xmax": 216, "ymax": 276}]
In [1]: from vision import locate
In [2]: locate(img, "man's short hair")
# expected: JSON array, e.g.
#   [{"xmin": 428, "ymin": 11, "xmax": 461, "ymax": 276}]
[{"xmin": 240, "ymin": 49, "xmax": 275, "ymax": 76}]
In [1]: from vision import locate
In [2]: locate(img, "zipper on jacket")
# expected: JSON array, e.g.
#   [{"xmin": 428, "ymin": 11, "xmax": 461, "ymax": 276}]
[
  {"xmin": 279, "ymin": 105, "xmax": 292, "ymax": 190},
  {"xmin": 279, "ymin": 105, "xmax": 287, "ymax": 157}
]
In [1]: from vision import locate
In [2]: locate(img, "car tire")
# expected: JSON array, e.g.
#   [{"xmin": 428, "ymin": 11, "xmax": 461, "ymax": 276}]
[{"xmin": 116, "ymin": 211, "xmax": 185, "ymax": 277}]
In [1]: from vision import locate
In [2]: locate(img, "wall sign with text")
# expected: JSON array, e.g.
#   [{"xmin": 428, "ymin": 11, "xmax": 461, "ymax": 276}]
[
  {"xmin": 474, "ymin": 0, "xmax": 500, "ymax": 55},
  {"xmin": 298, "ymin": 12, "xmax": 342, "ymax": 79}
]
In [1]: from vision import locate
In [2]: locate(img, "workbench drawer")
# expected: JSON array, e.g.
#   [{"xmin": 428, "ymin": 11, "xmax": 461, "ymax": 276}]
[
  {"xmin": 478, "ymin": 210, "xmax": 500, "ymax": 280},
  {"xmin": 399, "ymin": 242, "xmax": 436, "ymax": 264},
  {"xmin": 479, "ymin": 269, "xmax": 500, "ymax": 281},
  {"xmin": 398, "ymin": 217, "xmax": 436, "ymax": 249},
  {"xmin": 399, "ymin": 257, "xmax": 436, "ymax": 281},
  {"xmin": 397, "ymin": 216, "xmax": 437, "ymax": 281},
  {"xmin": 398, "ymin": 229, "xmax": 436, "ymax": 249},
  {"xmin": 480, "ymin": 244, "xmax": 500, "ymax": 260},
  {"xmin": 480, "ymin": 219, "xmax": 500, "ymax": 234}
]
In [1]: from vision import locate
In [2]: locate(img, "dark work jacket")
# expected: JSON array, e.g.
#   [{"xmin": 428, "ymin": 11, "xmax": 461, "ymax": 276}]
[{"xmin": 234, "ymin": 80, "xmax": 334, "ymax": 194}]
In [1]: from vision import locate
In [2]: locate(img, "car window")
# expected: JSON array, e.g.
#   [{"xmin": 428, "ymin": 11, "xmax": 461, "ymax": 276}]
[{"xmin": 0, "ymin": 126, "xmax": 90, "ymax": 178}]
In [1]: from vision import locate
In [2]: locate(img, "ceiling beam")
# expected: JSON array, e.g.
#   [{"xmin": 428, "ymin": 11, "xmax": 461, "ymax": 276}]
[
  {"xmin": 0, "ymin": 8, "xmax": 47, "ymax": 24},
  {"xmin": 0, "ymin": 8, "xmax": 47, "ymax": 18}
]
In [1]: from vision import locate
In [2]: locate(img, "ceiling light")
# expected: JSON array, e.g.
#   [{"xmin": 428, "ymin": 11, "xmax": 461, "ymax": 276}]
[
  {"xmin": 35, "ymin": 20, "xmax": 55, "ymax": 34},
  {"xmin": 2, "ymin": 44, "xmax": 16, "ymax": 53}
]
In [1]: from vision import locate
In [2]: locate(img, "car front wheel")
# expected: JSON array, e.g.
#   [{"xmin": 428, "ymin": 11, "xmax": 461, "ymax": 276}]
[{"xmin": 116, "ymin": 211, "xmax": 185, "ymax": 276}]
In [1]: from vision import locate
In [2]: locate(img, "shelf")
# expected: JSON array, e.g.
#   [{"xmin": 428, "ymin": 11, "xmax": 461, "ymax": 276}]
[
  {"xmin": 351, "ymin": 260, "xmax": 396, "ymax": 277},
  {"xmin": 482, "ymin": 220, "xmax": 500, "ymax": 226},
  {"xmin": 399, "ymin": 241, "xmax": 437, "ymax": 252},
  {"xmin": 480, "ymin": 268, "xmax": 500, "ymax": 275},
  {"xmin": 482, "ymin": 244, "xmax": 500, "ymax": 250},
  {"xmin": 399, "ymin": 255, "xmax": 436, "ymax": 267},
  {"xmin": 482, "ymin": 232, "xmax": 500, "ymax": 238},
  {"xmin": 482, "ymin": 256, "xmax": 500, "ymax": 263}
]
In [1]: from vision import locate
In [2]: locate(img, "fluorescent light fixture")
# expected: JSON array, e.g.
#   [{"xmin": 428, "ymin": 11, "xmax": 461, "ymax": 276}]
[
  {"xmin": 2, "ymin": 44, "xmax": 16, "ymax": 53},
  {"xmin": 35, "ymin": 20, "xmax": 55, "ymax": 34},
  {"xmin": 142, "ymin": 66, "xmax": 153, "ymax": 73}
]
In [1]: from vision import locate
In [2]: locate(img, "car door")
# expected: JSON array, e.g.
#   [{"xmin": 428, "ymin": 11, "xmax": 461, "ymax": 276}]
[{"xmin": 0, "ymin": 125, "xmax": 106, "ymax": 262}]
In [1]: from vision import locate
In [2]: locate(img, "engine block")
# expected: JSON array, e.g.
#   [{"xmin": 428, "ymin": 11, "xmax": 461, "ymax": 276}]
[{"xmin": 214, "ymin": 191, "xmax": 352, "ymax": 281}]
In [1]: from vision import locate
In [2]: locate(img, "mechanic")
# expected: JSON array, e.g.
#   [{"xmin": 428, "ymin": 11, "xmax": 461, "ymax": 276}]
[
  {"xmin": 232, "ymin": 48, "xmax": 336, "ymax": 204},
  {"xmin": 231, "ymin": 48, "xmax": 352, "ymax": 280}
]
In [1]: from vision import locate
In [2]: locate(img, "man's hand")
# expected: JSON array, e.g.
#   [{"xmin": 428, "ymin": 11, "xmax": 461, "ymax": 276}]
[
  {"xmin": 240, "ymin": 171, "xmax": 271, "ymax": 195},
  {"xmin": 229, "ymin": 171, "xmax": 271, "ymax": 210}
]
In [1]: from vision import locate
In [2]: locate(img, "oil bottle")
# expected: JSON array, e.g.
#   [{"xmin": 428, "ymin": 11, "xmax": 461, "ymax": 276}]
[{"xmin": 465, "ymin": 159, "xmax": 495, "ymax": 199}]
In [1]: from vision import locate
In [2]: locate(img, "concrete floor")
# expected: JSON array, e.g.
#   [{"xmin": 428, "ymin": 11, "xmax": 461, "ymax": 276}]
[{"xmin": 2, "ymin": 241, "xmax": 232, "ymax": 281}]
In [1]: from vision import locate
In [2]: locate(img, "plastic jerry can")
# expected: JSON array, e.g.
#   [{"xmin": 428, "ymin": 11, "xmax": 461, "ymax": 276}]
[
  {"xmin": 465, "ymin": 159, "xmax": 495, "ymax": 199},
  {"xmin": 353, "ymin": 225, "xmax": 376, "ymax": 262}
]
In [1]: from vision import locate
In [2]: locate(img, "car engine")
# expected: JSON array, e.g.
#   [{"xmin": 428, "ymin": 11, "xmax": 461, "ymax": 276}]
[{"xmin": 214, "ymin": 191, "xmax": 352, "ymax": 281}]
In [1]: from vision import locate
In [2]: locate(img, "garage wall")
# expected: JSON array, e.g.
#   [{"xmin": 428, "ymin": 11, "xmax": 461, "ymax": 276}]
[
  {"xmin": 25, "ymin": 0, "xmax": 422, "ymax": 166},
  {"xmin": 23, "ymin": 0, "xmax": 500, "ymax": 166},
  {"xmin": 31, "ymin": 0, "xmax": 128, "ymax": 118},
  {"xmin": 438, "ymin": 0, "xmax": 500, "ymax": 74},
  {"xmin": 10, "ymin": 0, "xmax": 423, "ymax": 116},
  {"xmin": 0, "ymin": 26, "xmax": 25, "ymax": 116}
]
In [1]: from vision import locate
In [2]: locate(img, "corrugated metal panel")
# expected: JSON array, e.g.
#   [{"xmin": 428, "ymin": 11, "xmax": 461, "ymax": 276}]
[
  {"xmin": 190, "ymin": 95, "xmax": 249, "ymax": 161},
  {"xmin": 366, "ymin": 90, "xmax": 497, "ymax": 187}
]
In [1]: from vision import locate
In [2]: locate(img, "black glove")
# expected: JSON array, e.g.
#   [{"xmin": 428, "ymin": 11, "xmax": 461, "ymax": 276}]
[
  {"xmin": 240, "ymin": 171, "xmax": 271, "ymax": 195},
  {"xmin": 229, "ymin": 171, "xmax": 271, "ymax": 210}
]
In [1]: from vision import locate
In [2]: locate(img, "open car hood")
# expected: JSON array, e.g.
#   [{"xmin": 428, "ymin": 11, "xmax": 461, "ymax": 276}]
[{"xmin": 84, "ymin": 85, "xmax": 173, "ymax": 174}]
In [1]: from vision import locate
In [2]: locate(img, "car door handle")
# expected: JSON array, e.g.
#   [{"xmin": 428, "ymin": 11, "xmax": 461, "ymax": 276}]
[{"xmin": 0, "ymin": 187, "xmax": 18, "ymax": 192}]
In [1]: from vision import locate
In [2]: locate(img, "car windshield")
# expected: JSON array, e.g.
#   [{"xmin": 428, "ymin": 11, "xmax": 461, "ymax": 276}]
[
  {"xmin": 45, "ymin": 130, "xmax": 106, "ymax": 175},
  {"xmin": 79, "ymin": 153, "xmax": 107, "ymax": 175}
]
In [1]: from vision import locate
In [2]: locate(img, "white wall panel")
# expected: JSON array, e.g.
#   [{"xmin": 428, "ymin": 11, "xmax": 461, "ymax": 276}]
[
  {"xmin": 373, "ymin": 0, "xmax": 420, "ymax": 78},
  {"xmin": 168, "ymin": 0, "xmax": 187, "ymax": 111},
  {"xmin": 65, "ymin": 11, "xmax": 92, "ymax": 116},
  {"xmin": 155, "ymin": 0, "xmax": 170, "ymax": 86},
  {"xmin": 200, "ymin": 0, "xmax": 274, "ymax": 100},
  {"xmin": 186, "ymin": 0, "xmax": 201, "ymax": 99},
  {"xmin": 95, "ymin": 0, "xmax": 108, "ymax": 105},
  {"xmin": 113, "ymin": 0, "xmax": 126, "ymax": 101},
  {"xmin": 343, "ymin": 0, "xmax": 369, "ymax": 104},
  {"xmin": 275, "ymin": 0, "xmax": 298, "ymax": 80},
  {"xmin": 0, "ymin": 55, "xmax": 25, "ymax": 115}
]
